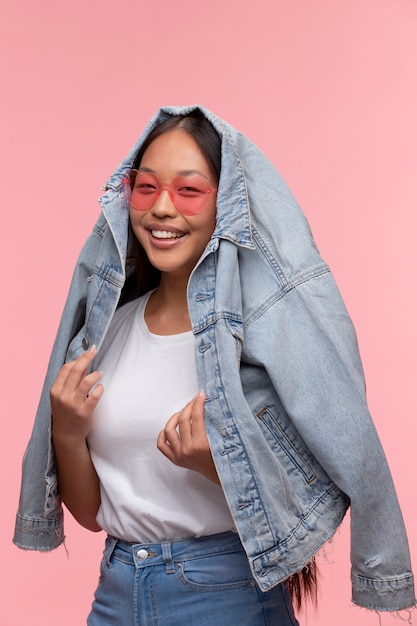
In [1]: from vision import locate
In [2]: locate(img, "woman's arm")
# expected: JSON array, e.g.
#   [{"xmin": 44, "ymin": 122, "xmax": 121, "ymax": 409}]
[{"xmin": 50, "ymin": 347, "xmax": 104, "ymax": 532}]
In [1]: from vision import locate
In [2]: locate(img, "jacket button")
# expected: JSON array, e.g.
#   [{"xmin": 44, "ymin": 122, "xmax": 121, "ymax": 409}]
[{"xmin": 82, "ymin": 337, "xmax": 89, "ymax": 350}]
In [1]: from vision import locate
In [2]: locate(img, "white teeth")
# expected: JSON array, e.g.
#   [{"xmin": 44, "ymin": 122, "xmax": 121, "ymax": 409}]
[{"xmin": 151, "ymin": 230, "xmax": 184, "ymax": 239}]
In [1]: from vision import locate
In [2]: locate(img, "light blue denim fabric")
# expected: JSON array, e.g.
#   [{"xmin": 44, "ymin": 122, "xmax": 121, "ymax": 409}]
[
  {"xmin": 13, "ymin": 105, "xmax": 415, "ymax": 611},
  {"xmin": 87, "ymin": 532, "xmax": 298, "ymax": 625}
]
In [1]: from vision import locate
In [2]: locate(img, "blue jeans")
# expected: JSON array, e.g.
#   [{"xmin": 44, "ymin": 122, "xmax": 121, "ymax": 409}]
[{"xmin": 87, "ymin": 531, "xmax": 299, "ymax": 625}]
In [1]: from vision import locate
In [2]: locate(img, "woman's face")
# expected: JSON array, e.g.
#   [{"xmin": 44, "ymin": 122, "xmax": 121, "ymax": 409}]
[{"xmin": 129, "ymin": 128, "xmax": 217, "ymax": 283}]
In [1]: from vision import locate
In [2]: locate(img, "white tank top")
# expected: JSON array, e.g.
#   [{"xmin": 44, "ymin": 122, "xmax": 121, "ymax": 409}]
[{"xmin": 87, "ymin": 293, "xmax": 235, "ymax": 542}]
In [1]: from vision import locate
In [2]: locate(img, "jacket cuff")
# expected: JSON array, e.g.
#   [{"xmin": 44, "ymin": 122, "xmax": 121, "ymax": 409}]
[
  {"xmin": 13, "ymin": 512, "xmax": 64, "ymax": 552},
  {"xmin": 352, "ymin": 572, "xmax": 416, "ymax": 611}
]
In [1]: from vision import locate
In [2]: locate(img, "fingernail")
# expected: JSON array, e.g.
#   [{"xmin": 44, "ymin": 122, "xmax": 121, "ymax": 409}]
[{"xmin": 87, "ymin": 344, "xmax": 97, "ymax": 354}]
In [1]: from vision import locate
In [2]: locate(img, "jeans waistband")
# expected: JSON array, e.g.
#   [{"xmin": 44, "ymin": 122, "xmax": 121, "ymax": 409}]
[{"xmin": 104, "ymin": 531, "xmax": 242, "ymax": 572}]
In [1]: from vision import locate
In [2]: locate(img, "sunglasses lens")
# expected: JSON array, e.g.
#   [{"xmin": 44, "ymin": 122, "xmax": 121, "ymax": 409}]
[
  {"xmin": 171, "ymin": 176, "xmax": 214, "ymax": 215},
  {"xmin": 128, "ymin": 171, "xmax": 159, "ymax": 211}
]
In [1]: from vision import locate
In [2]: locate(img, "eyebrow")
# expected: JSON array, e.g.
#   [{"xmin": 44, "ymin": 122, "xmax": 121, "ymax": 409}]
[{"xmin": 138, "ymin": 166, "xmax": 210, "ymax": 180}]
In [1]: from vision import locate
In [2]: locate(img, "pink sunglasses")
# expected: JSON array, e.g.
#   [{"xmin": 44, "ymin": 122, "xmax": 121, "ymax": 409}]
[{"xmin": 124, "ymin": 169, "xmax": 217, "ymax": 216}]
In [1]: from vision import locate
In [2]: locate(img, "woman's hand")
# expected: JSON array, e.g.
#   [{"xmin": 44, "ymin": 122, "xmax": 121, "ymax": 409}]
[
  {"xmin": 157, "ymin": 391, "xmax": 220, "ymax": 485},
  {"xmin": 50, "ymin": 346, "xmax": 104, "ymax": 445}
]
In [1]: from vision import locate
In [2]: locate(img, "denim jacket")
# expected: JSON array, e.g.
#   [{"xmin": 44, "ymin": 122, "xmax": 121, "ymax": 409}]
[{"xmin": 14, "ymin": 105, "xmax": 415, "ymax": 611}]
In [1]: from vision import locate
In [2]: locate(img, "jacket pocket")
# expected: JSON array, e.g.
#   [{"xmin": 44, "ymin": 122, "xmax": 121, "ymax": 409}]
[{"xmin": 257, "ymin": 407, "xmax": 316, "ymax": 484}]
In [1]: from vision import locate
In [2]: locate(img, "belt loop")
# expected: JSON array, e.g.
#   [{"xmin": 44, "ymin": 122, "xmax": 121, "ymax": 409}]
[
  {"xmin": 104, "ymin": 535, "xmax": 118, "ymax": 567},
  {"xmin": 161, "ymin": 541, "xmax": 175, "ymax": 574}
]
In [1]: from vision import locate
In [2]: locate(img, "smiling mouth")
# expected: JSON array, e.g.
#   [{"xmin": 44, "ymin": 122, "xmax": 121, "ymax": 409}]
[{"xmin": 151, "ymin": 230, "xmax": 185, "ymax": 239}]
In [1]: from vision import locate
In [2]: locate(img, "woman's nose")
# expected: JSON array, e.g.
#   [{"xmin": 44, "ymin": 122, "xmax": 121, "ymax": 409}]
[{"xmin": 151, "ymin": 189, "xmax": 178, "ymax": 216}]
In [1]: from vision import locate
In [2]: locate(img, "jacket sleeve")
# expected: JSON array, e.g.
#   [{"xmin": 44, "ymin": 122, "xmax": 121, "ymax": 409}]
[
  {"xmin": 254, "ymin": 267, "xmax": 415, "ymax": 611},
  {"xmin": 13, "ymin": 214, "xmax": 108, "ymax": 551}
]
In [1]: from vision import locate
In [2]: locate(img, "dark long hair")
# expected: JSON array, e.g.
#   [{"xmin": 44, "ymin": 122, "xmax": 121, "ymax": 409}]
[
  {"xmin": 287, "ymin": 558, "xmax": 318, "ymax": 611},
  {"xmin": 124, "ymin": 110, "xmax": 318, "ymax": 609},
  {"xmin": 129, "ymin": 110, "xmax": 221, "ymax": 296}
]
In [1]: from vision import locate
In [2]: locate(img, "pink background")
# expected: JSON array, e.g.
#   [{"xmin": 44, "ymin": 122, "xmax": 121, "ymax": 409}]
[{"xmin": 1, "ymin": 0, "xmax": 416, "ymax": 623}]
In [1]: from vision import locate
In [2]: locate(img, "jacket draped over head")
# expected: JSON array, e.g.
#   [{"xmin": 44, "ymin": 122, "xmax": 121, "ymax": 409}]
[{"xmin": 13, "ymin": 105, "xmax": 415, "ymax": 612}]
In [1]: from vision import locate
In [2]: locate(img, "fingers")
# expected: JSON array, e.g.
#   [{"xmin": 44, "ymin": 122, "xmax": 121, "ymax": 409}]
[
  {"xmin": 156, "ymin": 428, "xmax": 176, "ymax": 462},
  {"xmin": 157, "ymin": 391, "xmax": 220, "ymax": 484},
  {"xmin": 157, "ymin": 409, "xmax": 181, "ymax": 461},
  {"xmin": 157, "ymin": 391, "xmax": 208, "ymax": 460},
  {"xmin": 160, "ymin": 392, "xmax": 204, "ymax": 442},
  {"xmin": 50, "ymin": 346, "xmax": 104, "ymax": 442},
  {"xmin": 186, "ymin": 391, "xmax": 206, "ymax": 432},
  {"xmin": 52, "ymin": 345, "xmax": 99, "ymax": 394}
]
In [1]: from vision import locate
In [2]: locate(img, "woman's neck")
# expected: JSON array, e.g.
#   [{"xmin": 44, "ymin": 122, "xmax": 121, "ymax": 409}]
[{"xmin": 144, "ymin": 276, "xmax": 192, "ymax": 335}]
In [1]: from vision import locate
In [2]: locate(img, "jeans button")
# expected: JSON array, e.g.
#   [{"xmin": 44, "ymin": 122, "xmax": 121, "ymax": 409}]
[
  {"xmin": 82, "ymin": 337, "xmax": 89, "ymax": 350},
  {"xmin": 137, "ymin": 549, "xmax": 149, "ymax": 560}
]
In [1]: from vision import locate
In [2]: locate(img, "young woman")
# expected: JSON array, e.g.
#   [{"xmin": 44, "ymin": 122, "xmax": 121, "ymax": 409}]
[{"xmin": 14, "ymin": 106, "xmax": 415, "ymax": 624}]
